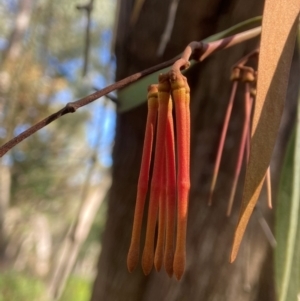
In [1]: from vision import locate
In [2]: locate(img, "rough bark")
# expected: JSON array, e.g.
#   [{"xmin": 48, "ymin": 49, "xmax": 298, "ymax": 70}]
[{"xmin": 91, "ymin": 0, "xmax": 298, "ymax": 300}]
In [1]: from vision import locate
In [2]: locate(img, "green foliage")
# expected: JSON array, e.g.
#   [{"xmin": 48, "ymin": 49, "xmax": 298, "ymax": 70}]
[
  {"xmin": 59, "ymin": 276, "xmax": 91, "ymax": 301},
  {"xmin": 275, "ymin": 92, "xmax": 300, "ymax": 300},
  {"xmin": 0, "ymin": 270, "xmax": 45, "ymax": 301},
  {"xmin": 275, "ymin": 30, "xmax": 300, "ymax": 301}
]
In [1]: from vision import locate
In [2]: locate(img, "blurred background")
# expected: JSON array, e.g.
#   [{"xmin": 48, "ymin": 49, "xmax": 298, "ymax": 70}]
[
  {"xmin": 0, "ymin": 0, "xmax": 298, "ymax": 301},
  {"xmin": 0, "ymin": 0, "xmax": 116, "ymax": 300}
]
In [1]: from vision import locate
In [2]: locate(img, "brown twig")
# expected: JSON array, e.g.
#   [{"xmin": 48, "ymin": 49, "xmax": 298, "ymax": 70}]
[
  {"xmin": 0, "ymin": 26, "xmax": 261, "ymax": 158},
  {"xmin": 232, "ymin": 48, "xmax": 259, "ymax": 68},
  {"xmin": 227, "ymin": 81, "xmax": 253, "ymax": 216},
  {"xmin": 208, "ymin": 80, "xmax": 238, "ymax": 206},
  {"xmin": 198, "ymin": 27, "xmax": 261, "ymax": 61}
]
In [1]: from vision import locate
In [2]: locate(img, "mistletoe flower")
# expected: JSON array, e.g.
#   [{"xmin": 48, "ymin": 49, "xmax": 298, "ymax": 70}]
[{"xmin": 127, "ymin": 71, "xmax": 191, "ymax": 280}]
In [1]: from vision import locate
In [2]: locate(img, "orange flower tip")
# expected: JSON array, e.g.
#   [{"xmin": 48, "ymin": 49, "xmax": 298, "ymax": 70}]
[
  {"xmin": 147, "ymin": 84, "xmax": 158, "ymax": 94},
  {"xmin": 173, "ymin": 253, "xmax": 185, "ymax": 281},
  {"xmin": 166, "ymin": 269, "xmax": 173, "ymax": 278},
  {"xmin": 141, "ymin": 251, "xmax": 154, "ymax": 275},
  {"xmin": 127, "ymin": 249, "xmax": 139, "ymax": 273},
  {"xmin": 174, "ymin": 269, "xmax": 184, "ymax": 281},
  {"xmin": 154, "ymin": 257, "xmax": 162, "ymax": 272}
]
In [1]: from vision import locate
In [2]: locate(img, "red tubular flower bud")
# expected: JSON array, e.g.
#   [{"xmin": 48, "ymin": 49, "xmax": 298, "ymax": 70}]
[
  {"xmin": 170, "ymin": 71, "xmax": 190, "ymax": 280},
  {"xmin": 142, "ymin": 76, "xmax": 171, "ymax": 275},
  {"xmin": 163, "ymin": 97, "xmax": 176, "ymax": 277},
  {"xmin": 127, "ymin": 85, "xmax": 158, "ymax": 273},
  {"xmin": 154, "ymin": 149, "xmax": 167, "ymax": 272},
  {"xmin": 183, "ymin": 76, "xmax": 190, "ymax": 175}
]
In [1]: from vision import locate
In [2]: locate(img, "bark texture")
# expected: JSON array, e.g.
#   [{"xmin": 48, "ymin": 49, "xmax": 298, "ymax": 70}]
[{"xmin": 91, "ymin": 0, "xmax": 298, "ymax": 300}]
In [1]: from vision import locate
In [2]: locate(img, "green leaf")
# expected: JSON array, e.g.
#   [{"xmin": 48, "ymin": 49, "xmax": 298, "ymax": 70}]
[
  {"xmin": 275, "ymin": 29, "xmax": 300, "ymax": 300},
  {"xmin": 230, "ymin": 0, "xmax": 299, "ymax": 262},
  {"xmin": 275, "ymin": 122, "xmax": 300, "ymax": 301},
  {"xmin": 118, "ymin": 16, "xmax": 262, "ymax": 112}
]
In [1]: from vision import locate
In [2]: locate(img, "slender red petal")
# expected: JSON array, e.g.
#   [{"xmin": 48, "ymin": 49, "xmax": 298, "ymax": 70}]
[
  {"xmin": 171, "ymin": 71, "xmax": 190, "ymax": 280},
  {"xmin": 183, "ymin": 77, "xmax": 190, "ymax": 174},
  {"xmin": 154, "ymin": 149, "xmax": 167, "ymax": 272},
  {"xmin": 142, "ymin": 77, "xmax": 170, "ymax": 275},
  {"xmin": 208, "ymin": 81, "xmax": 238, "ymax": 206},
  {"xmin": 164, "ymin": 97, "xmax": 176, "ymax": 277},
  {"xmin": 127, "ymin": 85, "xmax": 158, "ymax": 272},
  {"xmin": 227, "ymin": 82, "xmax": 253, "ymax": 216}
]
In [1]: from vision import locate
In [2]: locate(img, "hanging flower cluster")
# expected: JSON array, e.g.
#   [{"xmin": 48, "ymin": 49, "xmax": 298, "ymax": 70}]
[
  {"xmin": 127, "ymin": 70, "xmax": 190, "ymax": 280},
  {"xmin": 127, "ymin": 47, "xmax": 273, "ymax": 280},
  {"xmin": 208, "ymin": 49, "xmax": 272, "ymax": 215}
]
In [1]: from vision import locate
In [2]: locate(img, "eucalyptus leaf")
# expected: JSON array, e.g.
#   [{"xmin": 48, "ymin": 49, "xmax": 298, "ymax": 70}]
[
  {"xmin": 230, "ymin": 0, "xmax": 299, "ymax": 262},
  {"xmin": 275, "ymin": 42, "xmax": 300, "ymax": 300},
  {"xmin": 276, "ymin": 125, "xmax": 300, "ymax": 301}
]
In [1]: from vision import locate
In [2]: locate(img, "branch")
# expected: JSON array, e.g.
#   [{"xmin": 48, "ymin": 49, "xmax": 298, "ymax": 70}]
[{"xmin": 0, "ymin": 26, "xmax": 261, "ymax": 157}]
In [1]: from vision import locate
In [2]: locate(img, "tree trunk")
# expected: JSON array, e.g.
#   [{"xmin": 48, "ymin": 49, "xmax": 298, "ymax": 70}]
[{"xmin": 91, "ymin": 1, "xmax": 298, "ymax": 300}]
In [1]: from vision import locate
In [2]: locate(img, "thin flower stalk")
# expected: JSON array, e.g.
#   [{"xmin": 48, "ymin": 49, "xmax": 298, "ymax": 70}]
[
  {"xmin": 227, "ymin": 80, "xmax": 253, "ymax": 216},
  {"xmin": 245, "ymin": 110, "xmax": 251, "ymax": 163},
  {"xmin": 246, "ymin": 87, "xmax": 256, "ymax": 161},
  {"xmin": 142, "ymin": 76, "xmax": 171, "ymax": 275},
  {"xmin": 170, "ymin": 71, "xmax": 191, "ymax": 280},
  {"xmin": 127, "ymin": 85, "xmax": 158, "ymax": 272},
  {"xmin": 208, "ymin": 70, "xmax": 239, "ymax": 206},
  {"xmin": 164, "ymin": 97, "xmax": 176, "ymax": 277}
]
